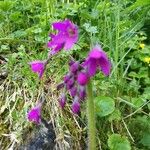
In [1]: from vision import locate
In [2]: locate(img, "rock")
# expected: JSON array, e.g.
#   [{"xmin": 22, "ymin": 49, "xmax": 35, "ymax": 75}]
[{"xmin": 19, "ymin": 118, "xmax": 56, "ymax": 150}]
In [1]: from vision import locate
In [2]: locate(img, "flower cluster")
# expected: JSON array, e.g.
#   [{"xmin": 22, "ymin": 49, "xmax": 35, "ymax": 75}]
[
  {"xmin": 27, "ymin": 19, "xmax": 78, "ymax": 123},
  {"xmin": 29, "ymin": 19, "xmax": 78, "ymax": 79},
  {"xmin": 58, "ymin": 60, "xmax": 88, "ymax": 114},
  {"xmin": 83, "ymin": 45, "xmax": 111, "ymax": 77},
  {"xmin": 58, "ymin": 45, "xmax": 111, "ymax": 114},
  {"xmin": 47, "ymin": 19, "xmax": 78, "ymax": 55},
  {"xmin": 27, "ymin": 19, "xmax": 111, "ymax": 123}
]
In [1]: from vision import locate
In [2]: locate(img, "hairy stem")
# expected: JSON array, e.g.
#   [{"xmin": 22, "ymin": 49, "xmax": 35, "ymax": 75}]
[{"xmin": 87, "ymin": 80, "xmax": 96, "ymax": 150}]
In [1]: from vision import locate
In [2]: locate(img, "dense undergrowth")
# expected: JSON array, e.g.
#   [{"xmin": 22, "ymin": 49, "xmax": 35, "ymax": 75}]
[{"xmin": 0, "ymin": 0, "xmax": 150, "ymax": 149}]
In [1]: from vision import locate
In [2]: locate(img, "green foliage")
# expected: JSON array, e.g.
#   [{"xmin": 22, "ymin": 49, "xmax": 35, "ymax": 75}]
[
  {"xmin": 129, "ymin": 116, "xmax": 150, "ymax": 149},
  {"xmin": 95, "ymin": 96, "xmax": 115, "ymax": 117},
  {"xmin": 108, "ymin": 109, "xmax": 121, "ymax": 122},
  {"xmin": 108, "ymin": 134, "xmax": 131, "ymax": 150}
]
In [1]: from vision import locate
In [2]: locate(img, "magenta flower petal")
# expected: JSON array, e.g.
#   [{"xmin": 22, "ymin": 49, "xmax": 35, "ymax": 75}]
[
  {"xmin": 29, "ymin": 60, "xmax": 45, "ymax": 78},
  {"xmin": 70, "ymin": 61, "xmax": 79, "ymax": 73},
  {"xmin": 98, "ymin": 57, "xmax": 111, "ymax": 76},
  {"xmin": 48, "ymin": 19, "xmax": 78, "ymax": 53},
  {"xmin": 77, "ymin": 72, "xmax": 89, "ymax": 86},
  {"xmin": 66, "ymin": 78, "xmax": 74, "ymax": 90},
  {"xmin": 69, "ymin": 86, "xmax": 77, "ymax": 97},
  {"xmin": 72, "ymin": 97, "xmax": 80, "ymax": 114},
  {"xmin": 52, "ymin": 20, "xmax": 68, "ymax": 31},
  {"xmin": 64, "ymin": 38, "xmax": 75, "ymax": 50},
  {"xmin": 89, "ymin": 48, "xmax": 102, "ymax": 59},
  {"xmin": 27, "ymin": 104, "xmax": 42, "ymax": 124},
  {"xmin": 64, "ymin": 74, "xmax": 72, "ymax": 83},
  {"xmin": 84, "ymin": 45, "xmax": 111, "ymax": 77},
  {"xmin": 88, "ymin": 59, "xmax": 97, "ymax": 77},
  {"xmin": 50, "ymin": 43, "xmax": 64, "ymax": 55},
  {"xmin": 52, "ymin": 33, "xmax": 66, "ymax": 44},
  {"xmin": 47, "ymin": 34, "xmax": 65, "ymax": 55}
]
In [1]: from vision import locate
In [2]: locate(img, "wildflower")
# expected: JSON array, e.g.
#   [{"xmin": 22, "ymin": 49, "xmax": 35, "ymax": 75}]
[
  {"xmin": 57, "ymin": 60, "xmax": 88, "ymax": 114},
  {"xmin": 47, "ymin": 34, "xmax": 64, "ymax": 55},
  {"xmin": 77, "ymin": 72, "xmax": 89, "ymax": 86},
  {"xmin": 69, "ymin": 59, "xmax": 75, "ymax": 66},
  {"xmin": 84, "ymin": 45, "xmax": 111, "ymax": 77},
  {"xmin": 139, "ymin": 43, "xmax": 145, "ymax": 49},
  {"xmin": 66, "ymin": 77, "xmax": 74, "ymax": 90},
  {"xmin": 72, "ymin": 97, "xmax": 80, "ymax": 114},
  {"xmin": 144, "ymin": 57, "xmax": 150, "ymax": 64},
  {"xmin": 79, "ymin": 86, "xmax": 86, "ymax": 100},
  {"xmin": 48, "ymin": 19, "xmax": 78, "ymax": 54},
  {"xmin": 64, "ymin": 73, "xmax": 72, "ymax": 83},
  {"xmin": 29, "ymin": 60, "xmax": 45, "ymax": 79},
  {"xmin": 69, "ymin": 86, "xmax": 77, "ymax": 97},
  {"xmin": 70, "ymin": 61, "xmax": 79, "ymax": 74},
  {"xmin": 59, "ymin": 94, "xmax": 66, "ymax": 109},
  {"xmin": 27, "ymin": 103, "xmax": 42, "ymax": 124}
]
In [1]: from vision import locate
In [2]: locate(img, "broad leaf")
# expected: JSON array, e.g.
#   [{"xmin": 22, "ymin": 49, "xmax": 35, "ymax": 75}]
[
  {"xmin": 95, "ymin": 96, "xmax": 115, "ymax": 117},
  {"xmin": 108, "ymin": 134, "xmax": 131, "ymax": 150}
]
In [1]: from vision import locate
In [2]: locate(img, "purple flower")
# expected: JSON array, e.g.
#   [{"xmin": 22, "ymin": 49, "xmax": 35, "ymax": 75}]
[
  {"xmin": 27, "ymin": 103, "xmax": 42, "ymax": 124},
  {"xmin": 48, "ymin": 19, "xmax": 78, "ymax": 53},
  {"xmin": 69, "ymin": 86, "xmax": 77, "ymax": 97},
  {"xmin": 72, "ymin": 97, "xmax": 80, "ymax": 114},
  {"xmin": 66, "ymin": 77, "xmax": 74, "ymax": 90},
  {"xmin": 63, "ymin": 74, "xmax": 72, "ymax": 83},
  {"xmin": 70, "ymin": 61, "xmax": 79, "ymax": 74},
  {"xmin": 47, "ymin": 34, "xmax": 64, "ymax": 55},
  {"xmin": 59, "ymin": 94, "xmax": 66, "ymax": 109},
  {"xmin": 69, "ymin": 60, "xmax": 75, "ymax": 66},
  {"xmin": 84, "ymin": 45, "xmax": 111, "ymax": 77},
  {"xmin": 79, "ymin": 86, "xmax": 86, "ymax": 101},
  {"xmin": 77, "ymin": 72, "xmax": 89, "ymax": 86},
  {"xmin": 29, "ymin": 60, "xmax": 45, "ymax": 79}
]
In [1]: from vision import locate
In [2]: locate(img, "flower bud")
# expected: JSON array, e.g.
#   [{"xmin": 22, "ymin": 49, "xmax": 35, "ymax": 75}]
[
  {"xmin": 79, "ymin": 86, "xmax": 86, "ymax": 101},
  {"xmin": 77, "ymin": 72, "xmax": 89, "ymax": 86},
  {"xmin": 69, "ymin": 86, "xmax": 77, "ymax": 97},
  {"xmin": 29, "ymin": 60, "xmax": 45, "ymax": 79},
  {"xmin": 70, "ymin": 61, "xmax": 79, "ymax": 73},
  {"xmin": 72, "ymin": 97, "xmax": 80, "ymax": 114},
  {"xmin": 27, "ymin": 103, "xmax": 42, "ymax": 124},
  {"xmin": 66, "ymin": 78, "xmax": 74, "ymax": 90},
  {"xmin": 63, "ymin": 73, "xmax": 71, "ymax": 83}
]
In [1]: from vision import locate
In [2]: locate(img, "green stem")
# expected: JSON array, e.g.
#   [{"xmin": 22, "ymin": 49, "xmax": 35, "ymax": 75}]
[{"xmin": 87, "ymin": 80, "xmax": 96, "ymax": 150}]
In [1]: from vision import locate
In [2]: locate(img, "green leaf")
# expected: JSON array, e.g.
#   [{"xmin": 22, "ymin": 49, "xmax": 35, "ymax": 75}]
[
  {"xmin": 140, "ymin": 133, "xmax": 150, "ymax": 148},
  {"xmin": 109, "ymin": 109, "xmax": 121, "ymax": 122},
  {"xmin": 131, "ymin": 97, "xmax": 146, "ymax": 108},
  {"xmin": 126, "ymin": 0, "xmax": 150, "ymax": 12},
  {"xmin": 83, "ymin": 23, "xmax": 98, "ymax": 34},
  {"xmin": 0, "ymin": 1, "xmax": 14, "ymax": 11},
  {"xmin": 95, "ymin": 96, "xmax": 115, "ymax": 117},
  {"xmin": 108, "ymin": 134, "xmax": 131, "ymax": 150}
]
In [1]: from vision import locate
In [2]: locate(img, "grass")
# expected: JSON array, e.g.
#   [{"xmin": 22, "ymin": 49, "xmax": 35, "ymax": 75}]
[{"xmin": 0, "ymin": 0, "xmax": 150, "ymax": 149}]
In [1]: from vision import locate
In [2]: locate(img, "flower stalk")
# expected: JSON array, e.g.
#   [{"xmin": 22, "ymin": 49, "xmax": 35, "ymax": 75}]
[{"xmin": 87, "ymin": 79, "xmax": 96, "ymax": 150}]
